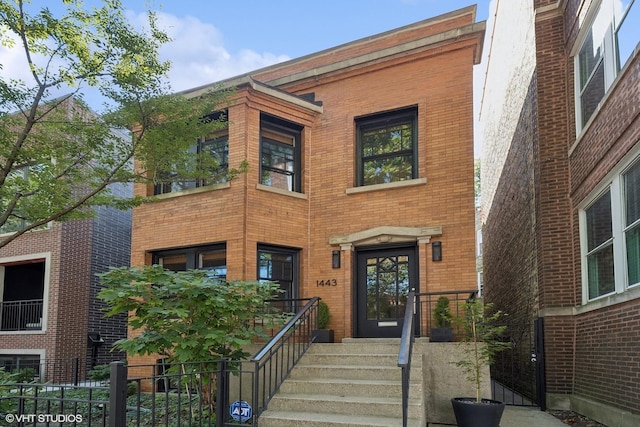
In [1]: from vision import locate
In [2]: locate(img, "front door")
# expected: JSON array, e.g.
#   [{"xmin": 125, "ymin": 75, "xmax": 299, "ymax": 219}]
[{"xmin": 355, "ymin": 246, "xmax": 417, "ymax": 338}]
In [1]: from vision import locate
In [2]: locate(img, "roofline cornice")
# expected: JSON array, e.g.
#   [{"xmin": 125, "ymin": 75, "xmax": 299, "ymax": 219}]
[{"xmin": 265, "ymin": 21, "xmax": 486, "ymax": 88}]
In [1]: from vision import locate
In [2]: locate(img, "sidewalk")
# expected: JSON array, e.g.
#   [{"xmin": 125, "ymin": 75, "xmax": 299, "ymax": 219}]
[{"xmin": 501, "ymin": 406, "xmax": 567, "ymax": 427}]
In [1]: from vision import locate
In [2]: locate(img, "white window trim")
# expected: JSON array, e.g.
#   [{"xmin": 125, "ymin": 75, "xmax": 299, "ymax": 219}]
[
  {"xmin": 572, "ymin": 0, "xmax": 631, "ymax": 134},
  {"xmin": 579, "ymin": 144, "xmax": 640, "ymax": 304},
  {"xmin": 0, "ymin": 252, "xmax": 51, "ymax": 334}
]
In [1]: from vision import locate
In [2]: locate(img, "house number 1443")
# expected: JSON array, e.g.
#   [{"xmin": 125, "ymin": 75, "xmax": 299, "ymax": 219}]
[{"xmin": 316, "ymin": 279, "xmax": 337, "ymax": 287}]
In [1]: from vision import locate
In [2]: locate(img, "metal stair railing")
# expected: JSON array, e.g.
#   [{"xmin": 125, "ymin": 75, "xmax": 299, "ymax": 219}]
[
  {"xmin": 250, "ymin": 296, "xmax": 320, "ymax": 420},
  {"xmin": 398, "ymin": 290, "xmax": 416, "ymax": 427}
]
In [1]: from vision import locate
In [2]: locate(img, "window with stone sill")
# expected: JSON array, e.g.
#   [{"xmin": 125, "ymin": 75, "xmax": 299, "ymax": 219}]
[
  {"xmin": 355, "ymin": 106, "xmax": 418, "ymax": 187},
  {"xmin": 575, "ymin": 0, "xmax": 638, "ymax": 129},
  {"xmin": 153, "ymin": 134, "xmax": 229, "ymax": 195},
  {"xmin": 260, "ymin": 113, "xmax": 302, "ymax": 193},
  {"xmin": 581, "ymin": 154, "xmax": 640, "ymax": 301}
]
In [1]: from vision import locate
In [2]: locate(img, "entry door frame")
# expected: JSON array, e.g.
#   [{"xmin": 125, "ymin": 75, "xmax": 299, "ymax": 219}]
[{"xmin": 353, "ymin": 244, "xmax": 419, "ymax": 338}]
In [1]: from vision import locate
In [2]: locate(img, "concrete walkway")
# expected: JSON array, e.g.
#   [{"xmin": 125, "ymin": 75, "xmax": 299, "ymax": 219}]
[{"xmin": 501, "ymin": 406, "xmax": 567, "ymax": 427}]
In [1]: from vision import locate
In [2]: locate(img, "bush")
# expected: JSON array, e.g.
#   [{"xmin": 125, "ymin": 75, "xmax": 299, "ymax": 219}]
[
  {"xmin": 88, "ymin": 364, "xmax": 111, "ymax": 381},
  {"xmin": 317, "ymin": 300, "xmax": 331, "ymax": 329}
]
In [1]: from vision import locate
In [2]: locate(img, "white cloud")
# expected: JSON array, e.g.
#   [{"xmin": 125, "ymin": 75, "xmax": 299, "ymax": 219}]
[
  {"xmin": 0, "ymin": 10, "xmax": 290, "ymax": 110},
  {"xmin": 129, "ymin": 11, "xmax": 290, "ymax": 92}
]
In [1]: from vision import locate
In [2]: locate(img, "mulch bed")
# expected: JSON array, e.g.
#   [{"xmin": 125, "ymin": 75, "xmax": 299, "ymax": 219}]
[{"xmin": 548, "ymin": 410, "xmax": 608, "ymax": 427}]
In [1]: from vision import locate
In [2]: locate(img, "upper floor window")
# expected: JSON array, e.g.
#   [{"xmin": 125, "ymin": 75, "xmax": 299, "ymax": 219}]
[
  {"xmin": 581, "ymin": 154, "xmax": 640, "ymax": 301},
  {"xmin": 0, "ymin": 260, "xmax": 45, "ymax": 331},
  {"xmin": 154, "ymin": 134, "xmax": 228, "ymax": 195},
  {"xmin": 576, "ymin": 0, "xmax": 638, "ymax": 129},
  {"xmin": 153, "ymin": 244, "xmax": 227, "ymax": 280},
  {"xmin": 260, "ymin": 114, "xmax": 302, "ymax": 193},
  {"xmin": 355, "ymin": 107, "xmax": 418, "ymax": 186}
]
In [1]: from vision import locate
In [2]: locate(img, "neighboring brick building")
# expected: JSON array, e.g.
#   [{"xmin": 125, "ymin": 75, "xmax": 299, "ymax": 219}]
[
  {"xmin": 0, "ymin": 136, "xmax": 131, "ymax": 381},
  {"xmin": 480, "ymin": 0, "xmax": 639, "ymax": 425},
  {"xmin": 129, "ymin": 6, "xmax": 484, "ymax": 364}
]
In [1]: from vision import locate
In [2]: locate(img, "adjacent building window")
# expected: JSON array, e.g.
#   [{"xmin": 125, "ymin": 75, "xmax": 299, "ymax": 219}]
[
  {"xmin": 581, "ymin": 155, "xmax": 640, "ymax": 301},
  {"xmin": 258, "ymin": 245, "xmax": 299, "ymax": 300},
  {"xmin": 0, "ymin": 260, "xmax": 45, "ymax": 331},
  {"xmin": 355, "ymin": 107, "xmax": 418, "ymax": 186},
  {"xmin": 625, "ymin": 160, "xmax": 640, "ymax": 286},
  {"xmin": 154, "ymin": 134, "xmax": 229, "ymax": 195},
  {"xmin": 575, "ymin": 0, "xmax": 638, "ymax": 129},
  {"xmin": 260, "ymin": 114, "xmax": 302, "ymax": 193},
  {"xmin": 153, "ymin": 244, "xmax": 227, "ymax": 279}
]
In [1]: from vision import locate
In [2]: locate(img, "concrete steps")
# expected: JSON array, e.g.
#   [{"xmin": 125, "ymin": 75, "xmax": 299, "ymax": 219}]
[{"xmin": 258, "ymin": 339, "xmax": 424, "ymax": 427}]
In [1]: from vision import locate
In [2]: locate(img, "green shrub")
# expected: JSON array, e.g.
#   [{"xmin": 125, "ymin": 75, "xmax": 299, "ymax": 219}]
[{"xmin": 317, "ymin": 300, "xmax": 331, "ymax": 329}]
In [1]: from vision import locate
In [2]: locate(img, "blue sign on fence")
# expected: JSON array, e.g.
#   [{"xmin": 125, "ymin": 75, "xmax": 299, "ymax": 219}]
[{"xmin": 229, "ymin": 400, "xmax": 253, "ymax": 423}]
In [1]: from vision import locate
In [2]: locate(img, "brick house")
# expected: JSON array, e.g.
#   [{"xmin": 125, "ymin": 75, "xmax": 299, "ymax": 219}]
[
  {"xmin": 480, "ymin": 0, "xmax": 639, "ymax": 425},
  {"xmin": 129, "ymin": 6, "xmax": 484, "ymax": 364},
  {"xmin": 0, "ymin": 103, "xmax": 131, "ymax": 380}
]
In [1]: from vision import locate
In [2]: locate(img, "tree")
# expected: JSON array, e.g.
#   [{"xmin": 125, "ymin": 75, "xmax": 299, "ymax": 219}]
[
  {"xmin": 0, "ymin": 0, "xmax": 239, "ymax": 248},
  {"xmin": 97, "ymin": 265, "xmax": 284, "ymax": 410}
]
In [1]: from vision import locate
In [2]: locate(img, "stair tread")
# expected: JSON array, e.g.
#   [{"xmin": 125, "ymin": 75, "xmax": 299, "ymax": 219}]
[
  {"xmin": 260, "ymin": 410, "xmax": 421, "ymax": 426},
  {"xmin": 285, "ymin": 377, "xmax": 403, "ymax": 385},
  {"xmin": 272, "ymin": 392, "xmax": 420, "ymax": 405}
]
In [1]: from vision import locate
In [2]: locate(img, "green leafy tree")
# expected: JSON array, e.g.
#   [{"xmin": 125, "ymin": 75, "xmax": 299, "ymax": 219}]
[
  {"xmin": 0, "ymin": 0, "xmax": 240, "ymax": 248},
  {"xmin": 97, "ymin": 265, "xmax": 282, "ymax": 410},
  {"xmin": 455, "ymin": 298, "xmax": 510, "ymax": 402}
]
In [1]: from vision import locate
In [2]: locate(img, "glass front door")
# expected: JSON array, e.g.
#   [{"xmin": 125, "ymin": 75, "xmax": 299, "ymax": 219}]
[{"xmin": 356, "ymin": 246, "xmax": 417, "ymax": 338}]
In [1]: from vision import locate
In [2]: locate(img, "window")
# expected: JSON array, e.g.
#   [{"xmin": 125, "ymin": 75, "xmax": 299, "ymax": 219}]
[
  {"xmin": 585, "ymin": 190, "xmax": 615, "ymax": 299},
  {"xmin": 581, "ymin": 155, "xmax": 640, "ymax": 301},
  {"xmin": 625, "ymin": 160, "xmax": 640, "ymax": 286},
  {"xmin": 0, "ymin": 354, "xmax": 41, "ymax": 379},
  {"xmin": 153, "ymin": 244, "xmax": 226, "ymax": 279},
  {"xmin": 260, "ymin": 114, "xmax": 302, "ymax": 193},
  {"xmin": 356, "ymin": 107, "xmax": 418, "ymax": 186},
  {"xmin": 0, "ymin": 261, "xmax": 45, "ymax": 331},
  {"xmin": 575, "ymin": 0, "xmax": 638, "ymax": 129},
  {"xmin": 154, "ymin": 134, "xmax": 229, "ymax": 195},
  {"xmin": 257, "ymin": 245, "xmax": 299, "ymax": 300}
]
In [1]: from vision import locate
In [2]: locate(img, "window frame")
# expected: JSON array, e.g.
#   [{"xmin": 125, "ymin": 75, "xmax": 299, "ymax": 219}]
[
  {"xmin": 154, "ymin": 133, "xmax": 229, "ymax": 195},
  {"xmin": 152, "ymin": 244, "xmax": 227, "ymax": 279},
  {"xmin": 257, "ymin": 244, "xmax": 299, "ymax": 301},
  {"xmin": 580, "ymin": 151, "xmax": 640, "ymax": 303},
  {"xmin": 574, "ymin": 0, "xmax": 638, "ymax": 131},
  {"xmin": 355, "ymin": 106, "xmax": 418, "ymax": 187},
  {"xmin": 259, "ymin": 113, "xmax": 303, "ymax": 193}
]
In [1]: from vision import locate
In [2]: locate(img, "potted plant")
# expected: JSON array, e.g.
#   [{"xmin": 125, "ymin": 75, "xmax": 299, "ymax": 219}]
[
  {"xmin": 430, "ymin": 296, "xmax": 454, "ymax": 342},
  {"xmin": 312, "ymin": 300, "xmax": 334, "ymax": 343},
  {"xmin": 451, "ymin": 298, "xmax": 510, "ymax": 427}
]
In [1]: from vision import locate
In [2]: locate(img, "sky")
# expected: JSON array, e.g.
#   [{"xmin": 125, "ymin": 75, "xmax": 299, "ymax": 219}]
[{"xmin": 1, "ymin": 0, "xmax": 493, "ymax": 153}]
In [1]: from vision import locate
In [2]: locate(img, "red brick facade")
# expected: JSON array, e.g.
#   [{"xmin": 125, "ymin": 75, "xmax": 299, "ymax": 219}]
[
  {"xmin": 481, "ymin": 0, "xmax": 640, "ymax": 424},
  {"xmin": 130, "ymin": 7, "xmax": 483, "ymax": 365}
]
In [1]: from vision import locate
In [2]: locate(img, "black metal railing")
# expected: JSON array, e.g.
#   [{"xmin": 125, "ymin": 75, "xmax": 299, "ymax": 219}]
[
  {"xmin": 398, "ymin": 290, "xmax": 416, "ymax": 427},
  {"xmin": 414, "ymin": 290, "xmax": 477, "ymax": 337},
  {"xmin": 0, "ymin": 299, "xmax": 43, "ymax": 331},
  {"xmin": 248, "ymin": 297, "xmax": 319, "ymax": 420}
]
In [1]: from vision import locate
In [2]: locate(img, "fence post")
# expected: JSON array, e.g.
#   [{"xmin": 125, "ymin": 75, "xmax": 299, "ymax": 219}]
[
  {"xmin": 215, "ymin": 359, "xmax": 229, "ymax": 427},
  {"xmin": 72, "ymin": 357, "xmax": 80, "ymax": 386},
  {"xmin": 109, "ymin": 361, "xmax": 127, "ymax": 427}
]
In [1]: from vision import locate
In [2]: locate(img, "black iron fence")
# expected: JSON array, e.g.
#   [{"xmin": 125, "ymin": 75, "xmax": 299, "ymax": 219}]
[
  {"xmin": 414, "ymin": 290, "xmax": 478, "ymax": 338},
  {"xmin": 0, "ymin": 298, "xmax": 321, "ymax": 426}
]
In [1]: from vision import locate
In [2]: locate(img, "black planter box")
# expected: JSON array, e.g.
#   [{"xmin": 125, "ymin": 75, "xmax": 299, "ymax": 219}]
[
  {"xmin": 312, "ymin": 329, "xmax": 334, "ymax": 343},
  {"xmin": 430, "ymin": 327, "xmax": 454, "ymax": 342}
]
